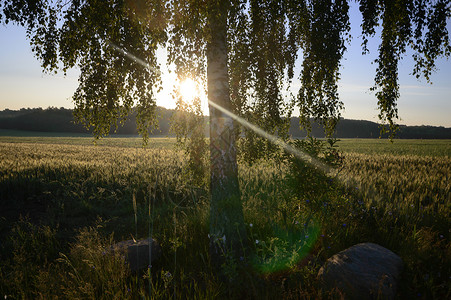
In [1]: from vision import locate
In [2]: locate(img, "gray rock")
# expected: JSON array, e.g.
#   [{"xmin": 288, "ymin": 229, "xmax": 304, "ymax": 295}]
[
  {"xmin": 110, "ymin": 238, "xmax": 161, "ymax": 273},
  {"xmin": 317, "ymin": 243, "xmax": 403, "ymax": 299}
]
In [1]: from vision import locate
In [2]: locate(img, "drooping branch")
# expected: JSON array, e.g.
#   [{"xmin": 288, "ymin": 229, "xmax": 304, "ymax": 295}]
[
  {"xmin": 1, "ymin": 0, "xmax": 449, "ymax": 140},
  {"xmin": 359, "ymin": 0, "xmax": 451, "ymax": 137},
  {"xmin": 297, "ymin": 0, "xmax": 350, "ymax": 136}
]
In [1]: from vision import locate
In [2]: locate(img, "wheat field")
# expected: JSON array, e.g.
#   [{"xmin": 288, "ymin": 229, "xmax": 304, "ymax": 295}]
[{"xmin": 0, "ymin": 137, "xmax": 449, "ymax": 299}]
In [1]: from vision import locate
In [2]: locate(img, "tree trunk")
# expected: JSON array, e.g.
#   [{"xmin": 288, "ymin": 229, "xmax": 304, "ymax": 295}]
[{"xmin": 206, "ymin": 1, "xmax": 246, "ymax": 265}]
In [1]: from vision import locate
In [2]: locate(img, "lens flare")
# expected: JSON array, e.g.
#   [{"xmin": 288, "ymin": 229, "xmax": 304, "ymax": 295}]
[{"xmin": 252, "ymin": 222, "xmax": 320, "ymax": 274}]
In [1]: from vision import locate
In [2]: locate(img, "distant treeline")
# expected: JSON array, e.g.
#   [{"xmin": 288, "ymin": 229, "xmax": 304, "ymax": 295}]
[
  {"xmin": 1, "ymin": 107, "xmax": 451, "ymax": 139},
  {"xmin": 0, "ymin": 107, "xmax": 172, "ymax": 136},
  {"xmin": 289, "ymin": 118, "xmax": 451, "ymax": 139}
]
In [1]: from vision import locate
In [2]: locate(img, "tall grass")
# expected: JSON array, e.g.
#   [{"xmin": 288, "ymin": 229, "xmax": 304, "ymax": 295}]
[
  {"xmin": 339, "ymin": 152, "xmax": 450, "ymax": 298},
  {"xmin": 0, "ymin": 138, "xmax": 449, "ymax": 298}
]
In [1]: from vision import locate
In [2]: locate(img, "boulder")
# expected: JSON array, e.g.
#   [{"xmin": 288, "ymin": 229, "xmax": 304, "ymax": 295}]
[
  {"xmin": 317, "ymin": 243, "xmax": 403, "ymax": 299},
  {"xmin": 110, "ymin": 238, "xmax": 161, "ymax": 273}
]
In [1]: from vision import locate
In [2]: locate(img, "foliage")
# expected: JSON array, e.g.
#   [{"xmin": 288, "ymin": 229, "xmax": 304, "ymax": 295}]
[
  {"xmin": 1, "ymin": 0, "xmax": 449, "ymax": 139},
  {"xmin": 171, "ymin": 95, "xmax": 208, "ymax": 186},
  {"xmin": 1, "ymin": 217, "xmax": 61, "ymax": 299},
  {"xmin": 362, "ymin": 0, "xmax": 451, "ymax": 137},
  {"xmin": 285, "ymin": 137, "xmax": 343, "ymax": 197},
  {"xmin": 1, "ymin": 0, "xmax": 168, "ymax": 140},
  {"xmin": 295, "ymin": 0, "xmax": 350, "ymax": 136},
  {"xmin": 228, "ymin": 0, "xmax": 295, "ymax": 160},
  {"xmin": 2, "ymin": 0, "xmax": 450, "ymax": 277}
]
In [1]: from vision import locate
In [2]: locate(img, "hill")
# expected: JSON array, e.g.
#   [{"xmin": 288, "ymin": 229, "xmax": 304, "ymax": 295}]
[
  {"xmin": 289, "ymin": 117, "xmax": 451, "ymax": 139},
  {"xmin": 1, "ymin": 107, "xmax": 450, "ymax": 139},
  {"xmin": 0, "ymin": 107, "xmax": 172, "ymax": 136}
]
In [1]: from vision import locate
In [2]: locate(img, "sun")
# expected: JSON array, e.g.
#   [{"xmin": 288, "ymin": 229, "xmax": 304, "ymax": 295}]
[{"xmin": 179, "ymin": 78, "xmax": 199, "ymax": 103}]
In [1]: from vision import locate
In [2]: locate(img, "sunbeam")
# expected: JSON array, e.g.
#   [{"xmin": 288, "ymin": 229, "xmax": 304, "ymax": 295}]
[
  {"xmin": 208, "ymin": 100, "xmax": 336, "ymax": 175},
  {"xmin": 106, "ymin": 41, "xmax": 337, "ymax": 177},
  {"xmin": 106, "ymin": 41, "xmax": 342, "ymax": 273},
  {"xmin": 106, "ymin": 41, "xmax": 162, "ymax": 76}
]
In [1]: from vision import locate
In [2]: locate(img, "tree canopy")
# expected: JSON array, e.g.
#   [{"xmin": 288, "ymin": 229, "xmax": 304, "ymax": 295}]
[
  {"xmin": 1, "ymin": 0, "xmax": 450, "ymax": 272},
  {"xmin": 1, "ymin": 0, "xmax": 449, "ymax": 140}
]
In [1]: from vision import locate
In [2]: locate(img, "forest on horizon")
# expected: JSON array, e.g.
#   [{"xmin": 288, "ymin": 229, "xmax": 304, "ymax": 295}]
[{"xmin": 1, "ymin": 106, "xmax": 450, "ymax": 139}]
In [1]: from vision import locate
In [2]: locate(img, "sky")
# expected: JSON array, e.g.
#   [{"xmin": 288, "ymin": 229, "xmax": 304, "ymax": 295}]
[{"xmin": 0, "ymin": 3, "xmax": 450, "ymax": 127}]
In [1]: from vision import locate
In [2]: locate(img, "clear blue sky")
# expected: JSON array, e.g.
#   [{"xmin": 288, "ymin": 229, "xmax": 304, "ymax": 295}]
[{"xmin": 0, "ymin": 3, "xmax": 450, "ymax": 127}]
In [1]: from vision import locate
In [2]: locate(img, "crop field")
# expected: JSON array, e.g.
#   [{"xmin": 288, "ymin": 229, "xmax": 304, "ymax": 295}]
[
  {"xmin": 0, "ymin": 136, "xmax": 449, "ymax": 299},
  {"xmin": 337, "ymin": 138, "xmax": 451, "ymax": 157}
]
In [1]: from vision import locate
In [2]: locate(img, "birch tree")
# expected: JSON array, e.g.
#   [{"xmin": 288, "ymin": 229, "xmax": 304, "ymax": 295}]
[{"xmin": 1, "ymin": 0, "xmax": 449, "ymax": 263}]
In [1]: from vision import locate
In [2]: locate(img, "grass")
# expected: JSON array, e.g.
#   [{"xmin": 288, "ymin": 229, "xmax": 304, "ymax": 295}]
[{"xmin": 0, "ymin": 136, "xmax": 449, "ymax": 299}]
